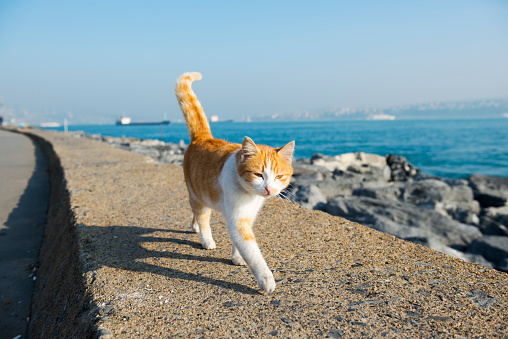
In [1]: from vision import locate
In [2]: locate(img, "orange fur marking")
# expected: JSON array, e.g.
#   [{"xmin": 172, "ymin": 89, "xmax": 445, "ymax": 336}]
[
  {"xmin": 236, "ymin": 144, "xmax": 293, "ymax": 184},
  {"xmin": 238, "ymin": 218, "xmax": 255, "ymax": 241},
  {"xmin": 183, "ymin": 139, "xmax": 241, "ymax": 207},
  {"xmin": 175, "ymin": 73, "xmax": 213, "ymax": 141},
  {"xmin": 196, "ymin": 209, "xmax": 211, "ymax": 229}
]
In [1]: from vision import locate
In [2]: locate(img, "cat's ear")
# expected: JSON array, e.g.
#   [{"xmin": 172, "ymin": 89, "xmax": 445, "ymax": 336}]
[
  {"xmin": 277, "ymin": 141, "xmax": 295, "ymax": 164},
  {"xmin": 240, "ymin": 136, "xmax": 259, "ymax": 162}
]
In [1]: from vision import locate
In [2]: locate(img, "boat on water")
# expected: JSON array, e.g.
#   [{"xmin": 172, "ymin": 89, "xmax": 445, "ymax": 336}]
[
  {"xmin": 116, "ymin": 116, "xmax": 170, "ymax": 126},
  {"xmin": 40, "ymin": 122, "xmax": 61, "ymax": 128},
  {"xmin": 212, "ymin": 119, "xmax": 234, "ymax": 123},
  {"xmin": 368, "ymin": 113, "xmax": 396, "ymax": 121},
  {"xmin": 210, "ymin": 115, "xmax": 233, "ymax": 123}
]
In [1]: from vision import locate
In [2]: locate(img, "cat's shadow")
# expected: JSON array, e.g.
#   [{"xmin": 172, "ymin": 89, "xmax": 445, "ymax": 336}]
[{"xmin": 84, "ymin": 225, "xmax": 259, "ymax": 295}]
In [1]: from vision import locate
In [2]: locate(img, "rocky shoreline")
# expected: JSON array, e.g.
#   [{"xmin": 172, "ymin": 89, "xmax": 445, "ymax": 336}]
[{"xmin": 78, "ymin": 131, "xmax": 508, "ymax": 273}]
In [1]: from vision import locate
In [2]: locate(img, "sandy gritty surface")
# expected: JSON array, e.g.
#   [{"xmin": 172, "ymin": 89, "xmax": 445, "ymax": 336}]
[{"xmin": 28, "ymin": 129, "xmax": 508, "ymax": 338}]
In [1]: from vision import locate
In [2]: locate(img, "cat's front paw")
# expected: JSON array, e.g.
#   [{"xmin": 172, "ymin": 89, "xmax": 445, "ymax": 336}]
[
  {"xmin": 257, "ymin": 271, "xmax": 276, "ymax": 293},
  {"xmin": 202, "ymin": 239, "xmax": 216, "ymax": 250}
]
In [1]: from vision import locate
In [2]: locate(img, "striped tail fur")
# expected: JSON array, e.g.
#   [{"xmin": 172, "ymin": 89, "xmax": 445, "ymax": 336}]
[{"xmin": 175, "ymin": 72, "xmax": 213, "ymax": 142}]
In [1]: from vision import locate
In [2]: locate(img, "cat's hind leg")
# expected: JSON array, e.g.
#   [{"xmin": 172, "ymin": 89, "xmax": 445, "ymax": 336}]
[
  {"xmin": 189, "ymin": 197, "xmax": 216, "ymax": 249},
  {"xmin": 191, "ymin": 216, "xmax": 200, "ymax": 233},
  {"xmin": 193, "ymin": 207, "xmax": 216, "ymax": 250}
]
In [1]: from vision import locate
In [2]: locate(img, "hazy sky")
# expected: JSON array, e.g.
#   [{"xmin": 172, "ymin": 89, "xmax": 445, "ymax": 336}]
[{"xmin": 1, "ymin": 0, "xmax": 507, "ymax": 124}]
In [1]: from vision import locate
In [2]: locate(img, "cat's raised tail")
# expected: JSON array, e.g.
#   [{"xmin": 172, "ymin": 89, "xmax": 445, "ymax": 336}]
[{"xmin": 175, "ymin": 72, "xmax": 213, "ymax": 142}]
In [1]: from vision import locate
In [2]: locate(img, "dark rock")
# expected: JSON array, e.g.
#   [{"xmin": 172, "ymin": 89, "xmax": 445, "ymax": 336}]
[
  {"xmin": 404, "ymin": 178, "xmax": 475, "ymax": 206},
  {"xmin": 461, "ymin": 252, "xmax": 496, "ymax": 269},
  {"xmin": 332, "ymin": 180, "xmax": 377, "ymax": 198},
  {"xmin": 468, "ymin": 174, "xmax": 508, "ymax": 208},
  {"xmin": 293, "ymin": 172, "xmax": 389, "ymax": 201},
  {"xmin": 467, "ymin": 236, "xmax": 508, "ymax": 270},
  {"xmin": 403, "ymin": 179, "xmax": 451, "ymax": 207},
  {"xmin": 479, "ymin": 216, "xmax": 508, "ymax": 236},
  {"xmin": 444, "ymin": 203, "xmax": 481, "ymax": 226},
  {"xmin": 332, "ymin": 169, "xmax": 374, "ymax": 182},
  {"xmin": 404, "ymin": 236, "xmax": 493, "ymax": 268},
  {"xmin": 349, "ymin": 163, "xmax": 392, "ymax": 181},
  {"xmin": 294, "ymin": 184, "xmax": 326, "ymax": 210},
  {"xmin": 444, "ymin": 180, "xmax": 475, "ymax": 203},
  {"xmin": 130, "ymin": 145, "xmax": 161, "ymax": 159},
  {"xmin": 97, "ymin": 135, "xmax": 187, "ymax": 165},
  {"xmin": 295, "ymin": 157, "xmax": 311, "ymax": 165},
  {"xmin": 325, "ymin": 196, "xmax": 482, "ymax": 248},
  {"xmin": 310, "ymin": 153, "xmax": 330, "ymax": 162},
  {"xmin": 304, "ymin": 171, "xmax": 326, "ymax": 181},
  {"xmin": 386, "ymin": 154, "xmax": 420, "ymax": 181},
  {"xmin": 293, "ymin": 162, "xmax": 333, "ymax": 180},
  {"xmin": 498, "ymin": 258, "xmax": 508, "ymax": 272},
  {"xmin": 352, "ymin": 184, "xmax": 404, "ymax": 202},
  {"xmin": 403, "ymin": 178, "xmax": 480, "ymax": 224},
  {"xmin": 479, "ymin": 207, "xmax": 508, "ymax": 236},
  {"xmin": 311, "ymin": 168, "xmax": 391, "ymax": 198}
]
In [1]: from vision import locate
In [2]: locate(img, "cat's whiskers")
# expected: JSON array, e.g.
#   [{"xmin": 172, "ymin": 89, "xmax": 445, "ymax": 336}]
[
  {"xmin": 276, "ymin": 187, "xmax": 297, "ymax": 210},
  {"xmin": 280, "ymin": 184, "xmax": 297, "ymax": 202}
]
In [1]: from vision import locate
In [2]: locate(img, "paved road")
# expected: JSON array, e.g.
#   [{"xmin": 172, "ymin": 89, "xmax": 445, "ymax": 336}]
[{"xmin": 0, "ymin": 129, "xmax": 49, "ymax": 339}]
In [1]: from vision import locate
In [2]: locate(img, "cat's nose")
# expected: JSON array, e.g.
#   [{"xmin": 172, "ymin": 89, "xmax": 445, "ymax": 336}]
[{"xmin": 265, "ymin": 187, "xmax": 272, "ymax": 195}]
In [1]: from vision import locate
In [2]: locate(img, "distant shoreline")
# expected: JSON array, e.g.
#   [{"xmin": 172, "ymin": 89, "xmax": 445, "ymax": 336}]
[{"xmin": 35, "ymin": 116, "xmax": 508, "ymax": 126}]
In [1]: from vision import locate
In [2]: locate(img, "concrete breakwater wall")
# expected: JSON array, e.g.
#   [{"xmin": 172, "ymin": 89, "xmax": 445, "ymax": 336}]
[
  {"xmin": 22, "ymin": 131, "xmax": 96, "ymax": 338},
  {"xmin": 27, "ymin": 129, "xmax": 508, "ymax": 338},
  {"xmin": 79, "ymin": 132, "xmax": 508, "ymax": 273}
]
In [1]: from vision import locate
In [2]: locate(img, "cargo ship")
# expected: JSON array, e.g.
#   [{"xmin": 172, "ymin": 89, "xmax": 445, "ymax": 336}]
[{"xmin": 116, "ymin": 116, "xmax": 170, "ymax": 126}]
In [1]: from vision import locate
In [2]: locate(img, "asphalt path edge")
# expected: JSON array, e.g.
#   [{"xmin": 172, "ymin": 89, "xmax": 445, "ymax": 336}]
[{"xmin": 21, "ymin": 130, "xmax": 97, "ymax": 339}]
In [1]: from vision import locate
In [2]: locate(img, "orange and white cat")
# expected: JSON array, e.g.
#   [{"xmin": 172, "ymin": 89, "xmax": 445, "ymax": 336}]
[{"xmin": 175, "ymin": 72, "xmax": 294, "ymax": 292}]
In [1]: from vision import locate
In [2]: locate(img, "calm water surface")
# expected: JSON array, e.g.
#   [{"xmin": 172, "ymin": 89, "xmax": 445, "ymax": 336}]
[{"xmin": 47, "ymin": 119, "xmax": 508, "ymax": 179}]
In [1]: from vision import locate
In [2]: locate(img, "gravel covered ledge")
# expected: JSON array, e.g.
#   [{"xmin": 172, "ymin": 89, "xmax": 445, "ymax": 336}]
[{"xmin": 26, "ymin": 129, "xmax": 508, "ymax": 338}]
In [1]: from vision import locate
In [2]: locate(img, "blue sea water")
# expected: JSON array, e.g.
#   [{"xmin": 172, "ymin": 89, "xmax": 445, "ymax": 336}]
[{"xmin": 46, "ymin": 119, "xmax": 508, "ymax": 179}]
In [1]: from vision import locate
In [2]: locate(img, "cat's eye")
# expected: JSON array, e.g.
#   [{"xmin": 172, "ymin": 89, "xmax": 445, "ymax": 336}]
[
  {"xmin": 275, "ymin": 175, "xmax": 284, "ymax": 180},
  {"xmin": 254, "ymin": 173, "xmax": 263, "ymax": 178}
]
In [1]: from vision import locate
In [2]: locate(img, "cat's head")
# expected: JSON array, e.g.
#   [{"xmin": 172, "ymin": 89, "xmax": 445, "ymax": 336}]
[{"xmin": 236, "ymin": 136, "xmax": 295, "ymax": 198}]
